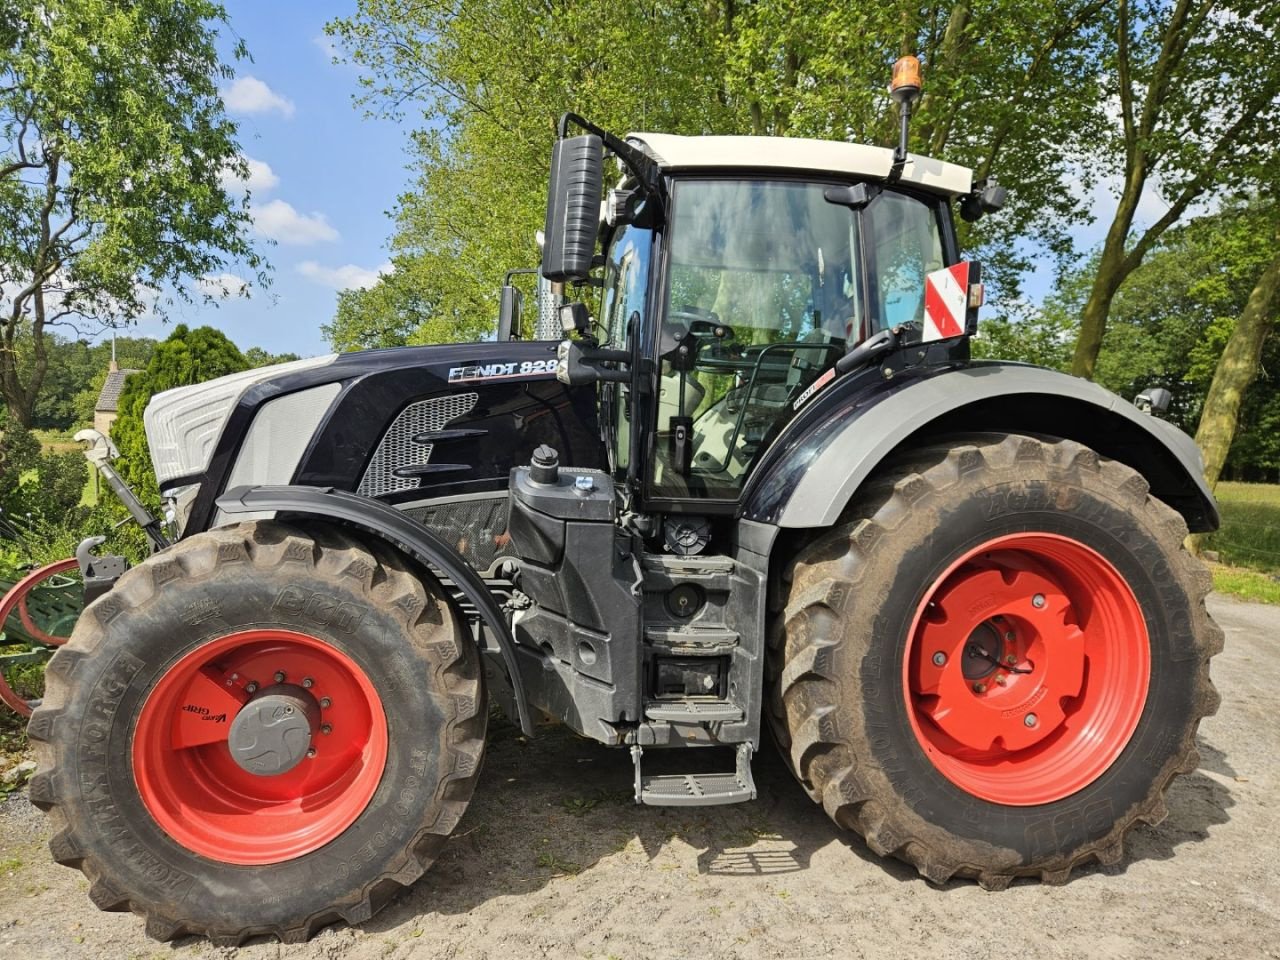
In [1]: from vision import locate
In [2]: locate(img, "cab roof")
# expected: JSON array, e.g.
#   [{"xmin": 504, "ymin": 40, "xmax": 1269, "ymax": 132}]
[{"xmin": 628, "ymin": 132, "xmax": 973, "ymax": 198}]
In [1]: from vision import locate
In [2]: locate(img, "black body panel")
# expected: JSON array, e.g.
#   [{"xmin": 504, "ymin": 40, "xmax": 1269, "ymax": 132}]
[{"xmin": 184, "ymin": 341, "xmax": 605, "ymax": 536}]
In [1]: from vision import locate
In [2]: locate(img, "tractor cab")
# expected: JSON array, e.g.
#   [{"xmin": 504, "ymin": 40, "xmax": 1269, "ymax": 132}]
[{"xmin": 545, "ymin": 121, "xmax": 992, "ymax": 514}]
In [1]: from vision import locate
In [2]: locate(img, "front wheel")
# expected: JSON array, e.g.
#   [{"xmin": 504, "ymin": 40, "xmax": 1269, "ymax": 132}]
[
  {"xmin": 27, "ymin": 521, "xmax": 486, "ymax": 944},
  {"xmin": 769, "ymin": 434, "xmax": 1222, "ymax": 888}
]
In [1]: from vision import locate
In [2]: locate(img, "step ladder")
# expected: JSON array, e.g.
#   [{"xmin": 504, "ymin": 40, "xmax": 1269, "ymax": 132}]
[{"xmin": 631, "ymin": 743, "xmax": 756, "ymax": 807}]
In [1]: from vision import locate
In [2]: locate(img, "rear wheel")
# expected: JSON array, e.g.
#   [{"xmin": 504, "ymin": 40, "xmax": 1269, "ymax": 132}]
[
  {"xmin": 27, "ymin": 521, "xmax": 486, "ymax": 943},
  {"xmin": 768, "ymin": 434, "xmax": 1222, "ymax": 887}
]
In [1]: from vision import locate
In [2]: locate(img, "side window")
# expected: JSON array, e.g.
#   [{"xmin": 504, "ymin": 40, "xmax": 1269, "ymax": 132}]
[
  {"xmin": 864, "ymin": 192, "xmax": 946, "ymax": 331},
  {"xmin": 600, "ymin": 226, "xmax": 653, "ymax": 476}
]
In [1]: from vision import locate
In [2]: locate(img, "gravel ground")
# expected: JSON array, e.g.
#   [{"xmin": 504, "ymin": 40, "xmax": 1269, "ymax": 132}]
[{"xmin": 0, "ymin": 593, "xmax": 1276, "ymax": 960}]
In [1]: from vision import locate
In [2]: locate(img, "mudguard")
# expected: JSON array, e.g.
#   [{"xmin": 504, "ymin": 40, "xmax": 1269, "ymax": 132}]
[
  {"xmin": 743, "ymin": 361, "xmax": 1219, "ymax": 533},
  {"xmin": 216, "ymin": 484, "xmax": 534, "ymax": 735}
]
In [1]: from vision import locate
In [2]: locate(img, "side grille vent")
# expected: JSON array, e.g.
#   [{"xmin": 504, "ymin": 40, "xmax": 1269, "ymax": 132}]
[{"xmin": 357, "ymin": 392, "xmax": 479, "ymax": 497}]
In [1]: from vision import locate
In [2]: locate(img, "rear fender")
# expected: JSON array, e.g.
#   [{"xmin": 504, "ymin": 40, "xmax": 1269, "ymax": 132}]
[
  {"xmin": 742, "ymin": 361, "xmax": 1219, "ymax": 533},
  {"xmin": 216, "ymin": 484, "xmax": 534, "ymax": 735}
]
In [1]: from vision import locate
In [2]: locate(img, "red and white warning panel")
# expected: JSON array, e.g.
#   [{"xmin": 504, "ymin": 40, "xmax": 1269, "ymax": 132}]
[{"xmin": 923, "ymin": 262, "xmax": 973, "ymax": 343}]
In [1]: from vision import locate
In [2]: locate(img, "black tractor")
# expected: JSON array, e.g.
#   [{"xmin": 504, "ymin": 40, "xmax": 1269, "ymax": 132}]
[{"xmin": 28, "ymin": 62, "xmax": 1221, "ymax": 944}]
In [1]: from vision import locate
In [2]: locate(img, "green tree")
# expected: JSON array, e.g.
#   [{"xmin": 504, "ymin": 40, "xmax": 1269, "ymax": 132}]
[
  {"xmin": 1068, "ymin": 0, "xmax": 1280, "ymax": 380},
  {"xmin": 243, "ymin": 346, "xmax": 302, "ymax": 368},
  {"xmin": 0, "ymin": 0, "xmax": 266, "ymax": 428},
  {"xmin": 1195, "ymin": 244, "xmax": 1280, "ymax": 488},
  {"xmin": 326, "ymin": 1, "xmax": 1114, "ymax": 348},
  {"xmin": 111, "ymin": 324, "xmax": 248, "ymax": 500}
]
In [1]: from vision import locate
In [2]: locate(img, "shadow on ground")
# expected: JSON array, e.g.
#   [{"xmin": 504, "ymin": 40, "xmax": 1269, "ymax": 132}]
[{"xmin": 361, "ymin": 720, "xmax": 1235, "ymax": 935}]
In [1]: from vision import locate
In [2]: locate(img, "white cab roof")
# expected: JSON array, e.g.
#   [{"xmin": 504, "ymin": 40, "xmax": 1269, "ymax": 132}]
[{"xmin": 629, "ymin": 132, "xmax": 973, "ymax": 198}]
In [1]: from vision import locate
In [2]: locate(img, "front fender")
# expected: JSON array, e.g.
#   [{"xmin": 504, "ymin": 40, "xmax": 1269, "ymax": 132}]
[
  {"xmin": 742, "ymin": 361, "xmax": 1218, "ymax": 533},
  {"xmin": 216, "ymin": 484, "xmax": 533, "ymax": 735}
]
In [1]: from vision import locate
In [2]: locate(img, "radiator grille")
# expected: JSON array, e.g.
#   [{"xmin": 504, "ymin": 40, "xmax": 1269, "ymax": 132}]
[
  {"xmin": 357, "ymin": 392, "xmax": 479, "ymax": 498},
  {"xmin": 403, "ymin": 497, "xmax": 515, "ymax": 571}
]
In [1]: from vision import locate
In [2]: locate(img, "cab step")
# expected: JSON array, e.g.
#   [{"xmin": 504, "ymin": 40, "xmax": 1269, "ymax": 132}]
[
  {"xmin": 631, "ymin": 743, "xmax": 756, "ymax": 807},
  {"xmin": 644, "ymin": 699, "xmax": 743, "ymax": 722}
]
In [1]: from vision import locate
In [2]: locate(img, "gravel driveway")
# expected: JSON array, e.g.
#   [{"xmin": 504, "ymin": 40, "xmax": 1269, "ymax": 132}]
[{"xmin": 1, "ymin": 594, "xmax": 1276, "ymax": 960}]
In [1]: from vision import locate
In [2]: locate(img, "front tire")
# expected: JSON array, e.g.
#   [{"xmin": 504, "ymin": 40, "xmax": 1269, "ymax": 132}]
[
  {"xmin": 27, "ymin": 521, "xmax": 486, "ymax": 944},
  {"xmin": 769, "ymin": 434, "xmax": 1222, "ymax": 887}
]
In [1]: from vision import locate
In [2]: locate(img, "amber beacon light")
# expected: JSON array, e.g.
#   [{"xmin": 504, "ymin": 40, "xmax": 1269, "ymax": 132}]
[{"xmin": 890, "ymin": 55, "xmax": 922, "ymax": 104}]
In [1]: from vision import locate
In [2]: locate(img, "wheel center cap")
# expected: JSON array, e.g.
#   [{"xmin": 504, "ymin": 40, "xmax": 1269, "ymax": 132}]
[{"xmin": 227, "ymin": 686, "xmax": 320, "ymax": 776}]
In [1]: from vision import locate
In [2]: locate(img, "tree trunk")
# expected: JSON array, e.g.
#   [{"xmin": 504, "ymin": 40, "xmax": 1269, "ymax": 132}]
[
  {"xmin": 1194, "ymin": 248, "xmax": 1280, "ymax": 489},
  {"xmin": 1070, "ymin": 157, "xmax": 1147, "ymax": 379}
]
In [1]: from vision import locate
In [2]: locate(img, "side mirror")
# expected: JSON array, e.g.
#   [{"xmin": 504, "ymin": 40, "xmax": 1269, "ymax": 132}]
[
  {"xmin": 541, "ymin": 134, "xmax": 604, "ymax": 284},
  {"xmin": 960, "ymin": 177, "xmax": 1008, "ymax": 223},
  {"xmin": 497, "ymin": 284, "xmax": 523, "ymax": 341},
  {"xmin": 1135, "ymin": 387, "xmax": 1172, "ymax": 416}
]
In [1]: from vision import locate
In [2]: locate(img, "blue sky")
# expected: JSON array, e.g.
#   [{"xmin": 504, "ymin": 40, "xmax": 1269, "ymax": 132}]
[{"xmin": 121, "ymin": 1, "xmax": 409, "ymax": 358}]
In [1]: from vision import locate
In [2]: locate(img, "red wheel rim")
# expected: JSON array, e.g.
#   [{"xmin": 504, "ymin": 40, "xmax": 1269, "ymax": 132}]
[
  {"xmin": 132, "ymin": 629, "xmax": 388, "ymax": 864},
  {"xmin": 904, "ymin": 533, "xmax": 1149, "ymax": 805}
]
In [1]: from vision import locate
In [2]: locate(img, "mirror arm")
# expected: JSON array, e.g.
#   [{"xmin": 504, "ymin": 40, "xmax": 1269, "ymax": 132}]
[{"xmin": 558, "ymin": 112, "xmax": 663, "ymax": 204}]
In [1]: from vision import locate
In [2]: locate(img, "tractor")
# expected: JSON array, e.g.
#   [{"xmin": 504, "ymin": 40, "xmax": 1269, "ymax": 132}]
[{"xmin": 24, "ymin": 58, "xmax": 1221, "ymax": 945}]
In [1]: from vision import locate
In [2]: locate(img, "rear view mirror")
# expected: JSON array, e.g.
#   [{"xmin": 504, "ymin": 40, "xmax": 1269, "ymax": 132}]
[
  {"xmin": 497, "ymin": 284, "xmax": 523, "ymax": 341},
  {"xmin": 541, "ymin": 134, "xmax": 604, "ymax": 284}
]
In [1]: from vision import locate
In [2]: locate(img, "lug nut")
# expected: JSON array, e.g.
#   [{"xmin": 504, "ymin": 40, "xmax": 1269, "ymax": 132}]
[
  {"xmin": 244, "ymin": 681, "xmax": 258, "ymax": 694},
  {"xmin": 306, "ymin": 747, "xmax": 317, "ymax": 758},
  {"xmin": 995, "ymin": 675, "xmax": 1007, "ymax": 687},
  {"xmin": 1024, "ymin": 713, "xmax": 1038, "ymax": 728},
  {"xmin": 973, "ymin": 682, "xmax": 987, "ymax": 694},
  {"xmin": 320, "ymin": 697, "xmax": 331, "ymax": 709},
  {"xmin": 274, "ymin": 671, "xmax": 286, "ymax": 683},
  {"xmin": 321, "ymin": 724, "xmax": 332, "ymax": 735},
  {"xmin": 1032, "ymin": 594, "xmax": 1046, "ymax": 609},
  {"xmin": 1004, "ymin": 631, "xmax": 1015, "ymax": 642},
  {"xmin": 1005, "ymin": 654, "xmax": 1018, "ymax": 666},
  {"xmin": 302, "ymin": 677, "xmax": 314, "ymax": 689},
  {"xmin": 932, "ymin": 652, "xmax": 947, "ymax": 667}
]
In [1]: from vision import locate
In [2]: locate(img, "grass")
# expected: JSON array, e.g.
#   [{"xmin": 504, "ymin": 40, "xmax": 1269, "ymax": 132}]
[
  {"xmin": 1202, "ymin": 482, "xmax": 1280, "ymax": 575},
  {"xmin": 1209, "ymin": 562, "xmax": 1280, "ymax": 605}
]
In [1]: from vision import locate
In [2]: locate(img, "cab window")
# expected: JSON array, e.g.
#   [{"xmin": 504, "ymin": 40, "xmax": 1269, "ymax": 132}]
[
  {"xmin": 864, "ymin": 190, "xmax": 945, "ymax": 331},
  {"xmin": 599, "ymin": 224, "xmax": 652, "ymax": 477}
]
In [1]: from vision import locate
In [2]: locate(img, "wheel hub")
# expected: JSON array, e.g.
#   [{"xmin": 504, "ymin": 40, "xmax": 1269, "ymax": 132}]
[{"xmin": 227, "ymin": 686, "xmax": 320, "ymax": 776}]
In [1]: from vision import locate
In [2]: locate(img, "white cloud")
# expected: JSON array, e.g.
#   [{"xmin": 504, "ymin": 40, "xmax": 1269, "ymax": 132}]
[
  {"xmin": 251, "ymin": 199, "xmax": 339, "ymax": 245},
  {"xmin": 313, "ymin": 34, "xmax": 340, "ymax": 59},
  {"xmin": 222, "ymin": 76, "xmax": 295, "ymax": 118},
  {"xmin": 297, "ymin": 260, "xmax": 393, "ymax": 291},
  {"xmin": 219, "ymin": 155, "xmax": 280, "ymax": 196},
  {"xmin": 194, "ymin": 273, "xmax": 249, "ymax": 299}
]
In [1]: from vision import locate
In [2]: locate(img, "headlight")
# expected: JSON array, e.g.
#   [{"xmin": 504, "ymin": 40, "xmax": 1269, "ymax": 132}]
[
  {"xmin": 160, "ymin": 483, "xmax": 201, "ymax": 539},
  {"xmin": 143, "ymin": 354, "xmax": 336, "ymax": 486}
]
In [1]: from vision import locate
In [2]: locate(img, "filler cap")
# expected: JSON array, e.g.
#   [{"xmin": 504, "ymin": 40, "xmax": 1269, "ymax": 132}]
[{"xmin": 529, "ymin": 445, "xmax": 560, "ymax": 485}]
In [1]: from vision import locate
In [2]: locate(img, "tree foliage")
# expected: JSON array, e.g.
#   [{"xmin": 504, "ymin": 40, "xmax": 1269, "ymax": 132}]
[
  {"xmin": 325, "ymin": 0, "xmax": 1115, "ymax": 349},
  {"xmin": 982, "ymin": 200, "xmax": 1280, "ymax": 480},
  {"xmin": 1068, "ymin": 0, "xmax": 1280, "ymax": 380},
  {"xmin": 0, "ymin": 0, "xmax": 266, "ymax": 427},
  {"xmin": 111, "ymin": 324, "xmax": 248, "ymax": 500}
]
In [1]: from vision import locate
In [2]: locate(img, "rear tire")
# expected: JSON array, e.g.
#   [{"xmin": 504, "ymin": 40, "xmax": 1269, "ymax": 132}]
[
  {"xmin": 768, "ymin": 434, "xmax": 1222, "ymax": 887},
  {"xmin": 27, "ymin": 521, "xmax": 486, "ymax": 944}
]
